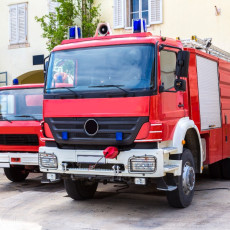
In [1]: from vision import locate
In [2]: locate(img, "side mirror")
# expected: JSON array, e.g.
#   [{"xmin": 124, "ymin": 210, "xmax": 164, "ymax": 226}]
[
  {"xmin": 174, "ymin": 79, "xmax": 186, "ymax": 91},
  {"xmin": 43, "ymin": 61, "xmax": 49, "ymax": 80},
  {"xmin": 45, "ymin": 61, "xmax": 49, "ymax": 72},
  {"xmin": 43, "ymin": 56, "xmax": 50, "ymax": 79},
  {"xmin": 176, "ymin": 51, "xmax": 190, "ymax": 77}
]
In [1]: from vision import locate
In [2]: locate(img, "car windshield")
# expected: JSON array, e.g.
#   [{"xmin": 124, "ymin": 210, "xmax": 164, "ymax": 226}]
[
  {"xmin": 46, "ymin": 44, "xmax": 155, "ymax": 97},
  {"xmin": 0, "ymin": 88, "xmax": 43, "ymax": 121}
]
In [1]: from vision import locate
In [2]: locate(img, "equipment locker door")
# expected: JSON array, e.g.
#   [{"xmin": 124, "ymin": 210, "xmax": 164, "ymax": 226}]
[
  {"xmin": 196, "ymin": 55, "xmax": 223, "ymax": 163},
  {"xmin": 196, "ymin": 56, "xmax": 221, "ymax": 130}
]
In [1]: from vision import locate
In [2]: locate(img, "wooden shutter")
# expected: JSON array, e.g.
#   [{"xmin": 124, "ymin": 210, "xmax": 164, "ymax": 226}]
[
  {"xmin": 9, "ymin": 5, "xmax": 18, "ymax": 44},
  {"xmin": 18, "ymin": 3, "xmax": 27, "ymax": 43},
  {"xmin": 114, "ymin": 0, "xmax": 125, "ymax": 29},
  {"xmin": 149, "ymin": 0, "xmax": 163, "ymax": 24}
]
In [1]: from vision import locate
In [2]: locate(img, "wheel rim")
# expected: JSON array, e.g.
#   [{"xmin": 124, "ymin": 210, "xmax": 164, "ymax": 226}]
[{"xmin": 182, "ymin": 162, "xmax": 195, "ymax": 195}]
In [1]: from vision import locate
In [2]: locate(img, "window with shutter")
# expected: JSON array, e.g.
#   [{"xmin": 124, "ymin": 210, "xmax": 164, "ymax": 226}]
[
  {"xmin": 126, "ymin": 0, "xmax": 149, "ymax": 27},
  {"xmin": 114, "ymin": 0, "xmax": 125, "ymax": 29},
  {"xmin": 149, "ymin": 0, "xmax": 162, "ymax": 24},
  {"xmin": 123, "ymin": 0, "xmax": 162, "ymax": 28},
  {"xmin": 9, "ymin": 3, "xmax": 28, "ymax": 45},
  {"xmin": 49, "ymin": 0, "xmax": 61, "ymax": 14}
]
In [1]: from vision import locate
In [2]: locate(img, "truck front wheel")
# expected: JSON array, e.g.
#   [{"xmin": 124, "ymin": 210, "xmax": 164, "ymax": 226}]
[
  {"xmin": 166, "ymin": 148, "xmax": 195, "ymax": 208},
  {"xmin": 4, "ymin": 166, "xmax": 29, "ymax": 182},
  {"xmin": 64, "ymin": 179, "xmax": 98, "ymax": 200}
]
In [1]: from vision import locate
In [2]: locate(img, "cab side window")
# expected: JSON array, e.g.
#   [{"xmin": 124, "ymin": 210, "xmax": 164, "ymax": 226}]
[{"xmin": 160, "ymin": 50, "xmax": 177, "ymax": 90}]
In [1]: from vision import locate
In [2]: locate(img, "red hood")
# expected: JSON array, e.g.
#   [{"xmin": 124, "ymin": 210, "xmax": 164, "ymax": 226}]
[{"xmin": 44, "ymin": 96, "xmax": 150, "ymax": 118}]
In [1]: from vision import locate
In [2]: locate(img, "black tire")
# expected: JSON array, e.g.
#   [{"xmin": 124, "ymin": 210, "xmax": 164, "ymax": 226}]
[
  {"xmin": 64, "ymin": 179, "xmax": 98, "ymax": 200},
  {"xmin": 166, "ymin": 148, "xmax": 195, "ymax": 208},
  {"xmin": 209, "ymin": 161, "xmax": 223, "ymax": 179},
  {"xmin": 4, "ymin": 166, "xmax": 29, "ymax": 182},
  {"xmin": 222, "ymin": 158, "xmax": 230, "ymax": 179}
]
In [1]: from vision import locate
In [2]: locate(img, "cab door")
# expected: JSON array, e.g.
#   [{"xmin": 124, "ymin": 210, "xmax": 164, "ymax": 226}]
[{"xmin": 159, "ymin": 49, "xmax": 186, "ymax": 122}]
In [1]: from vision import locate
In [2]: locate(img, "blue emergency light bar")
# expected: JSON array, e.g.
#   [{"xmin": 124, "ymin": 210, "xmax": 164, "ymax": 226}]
[
  {"xmin": 68, "ymin": 26, "xmax": 82, "ymax": 39},
  {"xmin": 132, "ymin": 18, "xmax": 147, "ymax": 33}
]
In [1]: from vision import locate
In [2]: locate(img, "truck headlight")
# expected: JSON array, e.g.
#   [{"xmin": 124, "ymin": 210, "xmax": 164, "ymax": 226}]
[
  {"xmin": 39, "ymin": 153, "xmax": 58, "ymax": 168},
  {"xmin": 129, "ymin": 157, "xmax": 156, "ymax": 173}
]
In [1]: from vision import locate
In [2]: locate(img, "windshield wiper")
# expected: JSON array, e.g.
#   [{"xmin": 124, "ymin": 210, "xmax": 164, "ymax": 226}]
[
  {"xmin": 15, "ymin": 115, "xmax": 40, "ymax": 122},
  {"xmin": 0, "ymin": 117, "xmax": 12, "ymax": 123},
  {"xmin": 46, "ymin": 87, "xmax": 79, "ymax": 97},
  {"xmin": 89, "ymin": 85, "xmax": 129, "ymax": 95}
]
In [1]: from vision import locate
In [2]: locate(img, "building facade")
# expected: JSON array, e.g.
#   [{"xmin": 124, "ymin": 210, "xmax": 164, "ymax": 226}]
[
  {"xmin": 0, "ymin": 0, "xmax": 59, "ymax": 85},
  {"xmin": 96, "ymin": 0, "xmax": 230, "ymax": 51},
  {"xmin": 0, "ymin": 0, "xmax": 230, "ymax": 85}
]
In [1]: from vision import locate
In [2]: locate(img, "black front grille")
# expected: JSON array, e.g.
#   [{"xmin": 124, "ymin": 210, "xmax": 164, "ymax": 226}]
[
  {"xmin": 45, "ymin": 117, "xmax": 148, "ymax": 146},
  {"xmin": 0, "ymin": 134, "xmax": 39, "ymax": 146}
]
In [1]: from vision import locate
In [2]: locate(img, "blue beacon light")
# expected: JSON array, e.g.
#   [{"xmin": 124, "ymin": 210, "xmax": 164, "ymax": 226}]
[
  {"xmin": 133, "ymin": 18, "xmax": 147, "ymax": 33},
  {"xmin": 77, "ymin": 27, "xmax": 82, "ymax": 39},
  {"xmin": 13, "ymin": 79, "xmax": 19, "ymax": 85},
  {"xmin": 68, "ymin": 26, "xmax": 82, "ymax": 39},
  {"xmin": 69, "ymin": 26, "xmax": 76, "ymax": 39}
]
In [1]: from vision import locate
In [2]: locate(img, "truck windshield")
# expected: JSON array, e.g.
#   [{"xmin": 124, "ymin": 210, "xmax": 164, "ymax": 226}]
[
  {"xmin": 0, "ymin": 88, "xmax": 43, "ymax": 121},
  {"xmin": 46, "ymin": 44, "xmax": 155, "ymax": 97}
]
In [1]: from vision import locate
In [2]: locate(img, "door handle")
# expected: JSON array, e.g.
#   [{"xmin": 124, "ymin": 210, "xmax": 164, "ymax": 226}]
[{"xmin": 178, "ymin": 103, "xmax": 184, "ymax": 108}]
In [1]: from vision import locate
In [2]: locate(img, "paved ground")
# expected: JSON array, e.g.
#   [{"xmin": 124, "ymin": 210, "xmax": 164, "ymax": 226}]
[{"xmin": 0, "ymin": 169, "xmax": 230, "ymax": 230}]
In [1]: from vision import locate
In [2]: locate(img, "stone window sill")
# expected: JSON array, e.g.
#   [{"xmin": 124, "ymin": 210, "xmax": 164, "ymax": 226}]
[{"xmin": 8, "ymin": 43, "xmax": 30, "ymax": 49}]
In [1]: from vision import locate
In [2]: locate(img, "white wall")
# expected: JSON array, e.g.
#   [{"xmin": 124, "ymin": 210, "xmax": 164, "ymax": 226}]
[{"xmin": 0, "ymin": 0, "xmax": 49, "ymax": 84}]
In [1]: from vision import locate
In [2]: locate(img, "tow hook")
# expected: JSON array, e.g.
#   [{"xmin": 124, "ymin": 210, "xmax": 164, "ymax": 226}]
[
  {"xmin": 112, "ymin": 165, "xmax": 120, "ymax": 175},
  {"xmin": 62, "ymin": 163, "xmax": 68, "ymax": 171}
]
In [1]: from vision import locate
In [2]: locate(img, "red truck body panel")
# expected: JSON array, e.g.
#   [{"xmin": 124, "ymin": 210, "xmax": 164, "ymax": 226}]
[
  {"xmin": 185, "ymin": 48, "xmax": 230, "ymax": 164},
  {"xmin": 54, "ymin": 33, "xmax": 183, "ymax": 52},
  {"xmin": 0, "ymin": 84, "xmax": 44, "ymax": 154},
  {"xmin": 0, "ymin": 120, "xmax": 43, "ymax": 152}
]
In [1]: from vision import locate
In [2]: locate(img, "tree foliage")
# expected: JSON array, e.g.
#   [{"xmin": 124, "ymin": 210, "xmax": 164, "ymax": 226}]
[
  {"xmin": 35, "ymin": 0, "xmax": 101, "ymax": 51},
  {"xmin": 76, "ymin": 0, "xmax": 101, "ymax": 38}
]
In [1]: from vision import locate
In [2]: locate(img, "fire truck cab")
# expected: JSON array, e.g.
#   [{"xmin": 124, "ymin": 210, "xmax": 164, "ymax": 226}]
[
  {"xmin": 39, "ymin": 23, "xmax": 230, "ymax": 208},
  {"xmin": 0, "ymin": 84, "xmax": 44, "ymax": 182}
]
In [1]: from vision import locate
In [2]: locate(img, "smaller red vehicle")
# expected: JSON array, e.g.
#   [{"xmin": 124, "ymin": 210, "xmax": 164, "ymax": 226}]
[{"xmin": 0, "ymin": 84, "xmax": 44, "ymax": 182}]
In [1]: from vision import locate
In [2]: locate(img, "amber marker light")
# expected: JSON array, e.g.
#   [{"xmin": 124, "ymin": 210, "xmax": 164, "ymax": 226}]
[{"xmin": 182, "ymin": 140, "xmax": 186, "ymax": 145}]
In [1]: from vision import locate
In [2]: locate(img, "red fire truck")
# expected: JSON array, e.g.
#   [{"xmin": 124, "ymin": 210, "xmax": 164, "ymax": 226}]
[
  {"xmin": 0, "ymin": 84, "xmax": 44, "ymax": 182},
  {"xmin": 39, "ymin": 22, "xmax": 230, "ymax": 208}
]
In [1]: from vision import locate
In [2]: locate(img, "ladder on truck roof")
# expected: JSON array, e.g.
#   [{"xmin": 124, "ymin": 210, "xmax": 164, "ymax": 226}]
[{"xmin": 178, "ymin": 36, "xmax": 230, "ymax": 62}]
